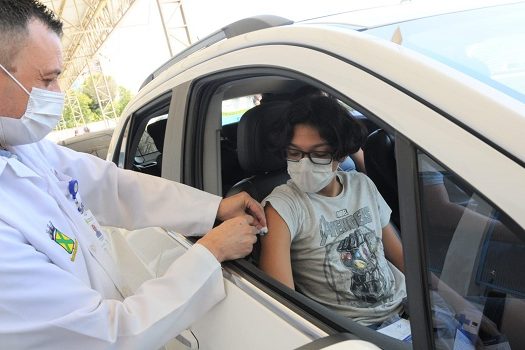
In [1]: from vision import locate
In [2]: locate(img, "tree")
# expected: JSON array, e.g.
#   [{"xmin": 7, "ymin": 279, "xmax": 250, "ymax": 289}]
[
  {"xmin": 81, "ymin": 73, "xmax": 118, "ymax": 115},
  {"xmin": 61, "ymin": 74, "xmax": 133, "ymax": 129},
  {"xmin": 115, "ymin": 86, "xmax": 133, "ymax": 117},
  {"xmin": 62, "ymin": 91, "xmax": 99, "ymax": 128}
]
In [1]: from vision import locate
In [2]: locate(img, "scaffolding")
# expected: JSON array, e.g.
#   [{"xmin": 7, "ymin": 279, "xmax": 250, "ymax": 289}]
[
  {"xmin": 41, "ymin": 0, "xmax": 194, "ymax": 130},
  {"xmin": 156, "ymin": 0, "xmax": 196, "ymax": 57}
]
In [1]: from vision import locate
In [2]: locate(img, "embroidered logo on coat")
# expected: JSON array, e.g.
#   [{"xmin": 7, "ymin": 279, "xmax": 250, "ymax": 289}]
[{"xmin": 47, "ymin": 221, "xmax": 78, "ymax": 261}]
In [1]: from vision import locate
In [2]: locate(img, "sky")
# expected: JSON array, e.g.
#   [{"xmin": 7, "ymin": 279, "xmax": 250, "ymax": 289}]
[
  {"xmin": 99, "ymin": 0, "xmax": 515, "ymax": 92},
  {"xmin": 100, "ymin": 0, "xmax": 400, "ymax": 92}
]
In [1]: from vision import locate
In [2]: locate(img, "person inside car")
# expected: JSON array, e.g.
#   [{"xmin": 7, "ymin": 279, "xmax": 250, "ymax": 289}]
[
  {"xmin": 290, "ymin": 85, "xmax": 366, "ymax": 173},
  {"xmin": 257, "ymin": 94, "xmax": 506, "ymax": 347},
  {"xmin": 258, "ymin": 94, "xmax": 406, "ymax": 327}
]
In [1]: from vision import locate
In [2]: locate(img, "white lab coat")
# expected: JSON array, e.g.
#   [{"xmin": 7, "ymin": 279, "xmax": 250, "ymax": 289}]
[{"xmin": 0, "ymin": 139, "xmax": 225, "ymax": 349}]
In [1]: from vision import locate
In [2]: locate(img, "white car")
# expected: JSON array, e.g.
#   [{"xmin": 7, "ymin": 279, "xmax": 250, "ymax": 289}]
[
  {"xmin": 107, "ymin": 2, "xmax": 525, "ymax": 349},
  {"xmin": 58, "ymin": 128, "xmax": 114, "ymax": 159}
]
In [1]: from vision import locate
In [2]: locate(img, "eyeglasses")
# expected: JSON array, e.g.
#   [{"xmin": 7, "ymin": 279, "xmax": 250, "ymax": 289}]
[{"xmin": 286, "ymin": 148, "xmax": 333, "ymax": 165}]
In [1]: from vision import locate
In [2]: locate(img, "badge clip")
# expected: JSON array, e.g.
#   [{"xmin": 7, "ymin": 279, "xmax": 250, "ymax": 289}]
[{"xmin": 68, "ymin": 179, "xmax": 84, "ymax": 213}]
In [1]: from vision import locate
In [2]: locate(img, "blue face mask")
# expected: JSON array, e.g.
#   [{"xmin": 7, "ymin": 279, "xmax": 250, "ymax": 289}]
[{"xmin": 0, "ymin": 64, "xmax": 64, "ymax": 146}]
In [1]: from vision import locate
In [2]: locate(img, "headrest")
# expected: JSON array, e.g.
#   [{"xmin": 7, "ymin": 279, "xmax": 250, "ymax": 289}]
[
  {"xmin": 237, "ymin": 101, "xmax": 290, "ymax": 174},
  {"xmin": 147, "ymin": 118, "xmax": 167, "ymax": 153},
  {"xmin": 364, "ymin": 129, "xmax": 395, "ymax": 167},
  {"xmin": 363, "ymin": 129, "xmax": 399, "ymax": 227}
]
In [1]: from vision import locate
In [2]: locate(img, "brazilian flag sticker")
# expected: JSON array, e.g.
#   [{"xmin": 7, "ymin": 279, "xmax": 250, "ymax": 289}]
[{"xmin": 47, "ymin": 222, "xmax": 78, "ymax": 261}]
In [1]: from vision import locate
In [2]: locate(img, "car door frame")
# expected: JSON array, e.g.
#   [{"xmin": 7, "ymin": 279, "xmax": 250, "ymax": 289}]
[{"xmin": 179, "ymin": 66, "xmax": 411, "ymax": 349}]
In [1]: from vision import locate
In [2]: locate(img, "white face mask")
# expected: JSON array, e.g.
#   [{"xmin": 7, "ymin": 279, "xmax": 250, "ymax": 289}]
[
  {"xmin": 0, "ymin": 64, "xmax": 64, "ymax": 147},
  {"xmin": 287, "ymin": 158, "xmax": 336, "ymax": 193}
]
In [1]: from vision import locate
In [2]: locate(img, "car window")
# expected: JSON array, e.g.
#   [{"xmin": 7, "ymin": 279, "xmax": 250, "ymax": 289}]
[
  {"xmin": 130, "ymin": 114, "xmax": 168, "ymax": 177},
  {"xmin": 221, "ymin": 94, "xmax": 261, "ymax": 126},
  {"xmin": 221, "ymin": 82, "xmax": 407, "ymax": 332},
  {"xmin": 119, "ymin": 92, "xmax": 172, "ymax": 175},
  {"xmin": 220, "ymin": 95, "xmax": 260, "ymax": 194},
  {"xmin": 192, "ymin": 72, "xmax": 410, "ymax": 347},
  {"xmin": 417, "ymin": 151, "xmax": 525, "ymax": 349}
]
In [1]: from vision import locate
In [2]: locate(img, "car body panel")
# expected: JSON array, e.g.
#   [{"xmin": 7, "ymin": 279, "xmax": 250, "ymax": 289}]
[{"xmin": 59, "ymin": 128, "xmax": 114, "ymax": 159}]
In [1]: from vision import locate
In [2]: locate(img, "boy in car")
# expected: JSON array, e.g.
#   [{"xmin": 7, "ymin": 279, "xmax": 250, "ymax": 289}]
[{"xmin": 259, "ymin": 94, "xmax": 406, "ymax": 327}]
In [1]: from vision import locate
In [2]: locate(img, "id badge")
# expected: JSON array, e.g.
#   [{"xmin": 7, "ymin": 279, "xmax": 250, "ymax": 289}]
[{"xmin": 82, "ymin": 209, "xmax": 111, "ymax": 252}]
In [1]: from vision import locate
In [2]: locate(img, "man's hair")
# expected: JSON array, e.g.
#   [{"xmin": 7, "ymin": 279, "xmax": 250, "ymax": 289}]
[
  {"xmin": 0, "ymin": 0, "xmax": 63, "ymax": 68},
  {"xmin": 274, "ymin": 95, "xmax": 368, "ymax": 161}
]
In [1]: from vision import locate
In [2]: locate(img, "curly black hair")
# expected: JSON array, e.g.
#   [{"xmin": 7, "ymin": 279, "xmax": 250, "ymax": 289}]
[{"xmin": 274, "ymin": 95, "xmax": 367, "ymax": 161}]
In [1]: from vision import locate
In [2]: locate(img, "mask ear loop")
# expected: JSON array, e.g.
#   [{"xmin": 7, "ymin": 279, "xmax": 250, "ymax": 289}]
[{"xmin": 0, "ymin": 64, "xmax": 30, "ymax": 95}]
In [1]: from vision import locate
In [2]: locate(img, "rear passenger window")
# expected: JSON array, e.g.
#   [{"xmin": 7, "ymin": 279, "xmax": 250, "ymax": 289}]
[
  {"xmin": 220, "ymin": 94, "xmax": 261, "ymax": 194},
  {"xmin": 133, "ymin": 115, "xmax": 167, "ymax": 176},
  {"xmin": 417, "ymin": 151, "xmax": 525, "ymax": 349},
  {"xmin": 221, "ymin": 94, "xmax": 261, "ymax": 126}
]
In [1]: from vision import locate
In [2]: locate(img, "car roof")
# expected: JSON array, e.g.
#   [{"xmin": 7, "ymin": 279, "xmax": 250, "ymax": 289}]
[
  {"xmin": 139, "ymin": 15, "xmax": 293, "ymax": 90},
  {"xmin": 299, "ymin": 0, "xmax": 521, "ymax": 28},
  {"xmin": 139, "ymin": 1, "xmax": 523, "ymax": 92}
]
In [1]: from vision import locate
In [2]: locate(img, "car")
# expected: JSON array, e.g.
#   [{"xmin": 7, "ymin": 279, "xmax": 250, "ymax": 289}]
[
  {"xmin": 57, "ymin": 128, "xmax": 115, "ymax": 159},
  {"xmin": 106, "ymin": 2, "xmax": 525, "ymax": 349}
]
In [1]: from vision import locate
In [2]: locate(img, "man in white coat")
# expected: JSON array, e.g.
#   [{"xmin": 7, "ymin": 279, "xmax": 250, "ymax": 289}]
[{"xmin": 0, "ymin": 1, "xmax": 266, "ymax": 349}]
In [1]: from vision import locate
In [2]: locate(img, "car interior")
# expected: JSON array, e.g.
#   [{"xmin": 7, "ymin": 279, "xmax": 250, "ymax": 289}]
[
  {"xmin": 122, "ymin": 75, "xmax": 525, "ymax": 348},
  {"xmin": 212, "ymin": 78, "xmax": 525, "ymax": 348}
]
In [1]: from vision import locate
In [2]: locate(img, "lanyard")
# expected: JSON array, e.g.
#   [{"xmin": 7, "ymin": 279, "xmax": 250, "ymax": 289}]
[
  {"xmin": 67, "ymin": 178, "xmax": 130, "ymax": 297},
  {"xmin": 68, "ymin": 179, "xmax": 85, "ymax": 213}
]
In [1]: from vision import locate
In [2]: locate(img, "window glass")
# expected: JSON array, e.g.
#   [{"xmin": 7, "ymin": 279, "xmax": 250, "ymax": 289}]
[
  {"xmin": 132, "ymin": 114, "xmax": 168, "ymax": 176},
  {"xmin": 220, "ymin": 95, "xmax": 260, "ymax": 194},
  {"xmin": 221, "ymin": 94, "xmax": 260, "ymax": 126},
  {"xmin": 417, "ymin": 151, "xmax": 525, "ymax": 349}
]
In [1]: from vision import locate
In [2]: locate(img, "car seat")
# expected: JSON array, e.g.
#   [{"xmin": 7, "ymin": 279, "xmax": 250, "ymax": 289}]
[
  {"xmin": 220, "ymin": 122, "xmax": 246, "ymax": 194},
  {"xmin": 146, "ymin": 119, "xmax": 167, "ymax": 177},
  {"xmin": 363, "ymin": 129, "xmax": 400, "ymax": 229},
  {"xmin": 226, "ymin": 100, "xmax": 291, "ymax": 202},
  {"xmin": 225, "ymin": 100, "xmax": 291, "ymax": 266}
]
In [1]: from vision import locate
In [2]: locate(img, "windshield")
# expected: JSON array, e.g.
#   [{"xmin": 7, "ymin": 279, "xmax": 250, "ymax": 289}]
[{"xmin": 364, "ymin": 2, "xmax": 525, "ymax": 102}]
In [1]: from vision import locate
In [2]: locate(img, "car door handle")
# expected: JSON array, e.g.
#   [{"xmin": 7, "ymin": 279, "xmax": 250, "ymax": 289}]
[{"xmin": 175, "ymin": 329, "xmax": 198, "ymax": 349}]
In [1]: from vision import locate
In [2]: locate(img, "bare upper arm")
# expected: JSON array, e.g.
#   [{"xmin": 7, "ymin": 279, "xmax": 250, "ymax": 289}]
[
  {"xmin": 259, "ymin": 204, "xmax": 295, "ymax": 289},
  {"xmin": 382, "ymin": 223, "xmax": 404, "ymax": 273}
]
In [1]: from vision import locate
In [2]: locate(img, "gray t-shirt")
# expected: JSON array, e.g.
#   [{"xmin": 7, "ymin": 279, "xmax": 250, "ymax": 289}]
[{"xmin": 263, "ymin": 171, "xmax": 406, "ymax": 326}]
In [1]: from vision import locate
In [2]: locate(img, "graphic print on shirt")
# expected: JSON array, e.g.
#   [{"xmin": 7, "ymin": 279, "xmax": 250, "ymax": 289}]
[
  {"xmin": 320, "ymin": 207, "xmax": 392, "ymax": 306},
  {"xmin": 47, "ymin": 221, "xmax": 78, "ymax": 261}
]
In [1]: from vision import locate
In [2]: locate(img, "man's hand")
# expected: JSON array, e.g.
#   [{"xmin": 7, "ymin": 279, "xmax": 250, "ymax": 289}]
[
  {"xmin": 217, "ymin": 192, "xmax": 267, "ymax": 230},
  {"xmin": 197, "ymin": 215, "xmax": 258, "ymax": 262}
]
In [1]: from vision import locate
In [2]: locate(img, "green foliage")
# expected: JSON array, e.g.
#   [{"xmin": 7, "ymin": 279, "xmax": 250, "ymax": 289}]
[
  {"xmin": 62, "ymin": 73, "xmax": 133, "ymax": 128},
  {"xmin": 115, "ymin": 86, "xmax": 133, "ymax": 117}
]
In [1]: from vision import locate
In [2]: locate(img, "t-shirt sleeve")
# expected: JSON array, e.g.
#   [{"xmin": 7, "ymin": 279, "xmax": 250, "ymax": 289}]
[
  {"xmin": 262, "ymin": 185, "xmax": 305, "ymax": 241},
  {"xmin": 363, "ymin": 175, "xmax": 392, "ymax": 228}
]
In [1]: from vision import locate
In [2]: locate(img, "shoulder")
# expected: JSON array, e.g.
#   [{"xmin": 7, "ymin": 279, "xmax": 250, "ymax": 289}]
[
  {"xmin": 18, "ymin": 138, "xmax": 61, "ymax": 155},
  {"xmin": 262, "ymin": 181, "xmax": 309, "ymax": 218},
  {"xmin": 39, "ymin": 139, "xmax": 83, "ymax": 160},
  {"xmin": 265, "ymin": 181, "xmax": 302, "ymax": 202},
  {"xmin": 339, "ymin": 170, "xmax": 372, "ymax": 187},
  {"xmin": 39, "ymin": 139, "xmax": 108, "ymax": 172},
  {"xmin": 340, "ymin": 171, "xmax": 384, "ymax": 202},
  {"xmin": 14, "ymin": 139, "xmax": 75, "ymax": 166}
]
